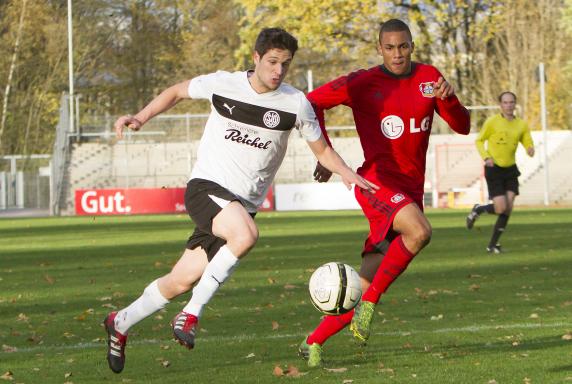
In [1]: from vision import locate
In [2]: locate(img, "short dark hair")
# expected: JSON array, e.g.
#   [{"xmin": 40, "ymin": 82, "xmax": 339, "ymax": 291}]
[
  {"xmin": 498, "ymin": 91, "xmax": 517, "ymax": 102},
  {"xmin": 379, "ymin": 19, "xmax": 412, "ymax": 42},
  {"xmin": 254, "ymin": 28, "xmax": 298, "ymax": 58}
]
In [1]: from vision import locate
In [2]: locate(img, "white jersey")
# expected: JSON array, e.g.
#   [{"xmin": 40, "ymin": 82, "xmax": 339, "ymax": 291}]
[{"xmin": 188, "ymin": 70, "xmax": 322, "ymax": 212}]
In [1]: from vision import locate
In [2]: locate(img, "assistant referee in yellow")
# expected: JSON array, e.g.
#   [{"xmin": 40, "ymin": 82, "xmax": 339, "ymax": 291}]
[{"xmin": 466, "ymin": 91, "xmax": 535, "ymax": 253}]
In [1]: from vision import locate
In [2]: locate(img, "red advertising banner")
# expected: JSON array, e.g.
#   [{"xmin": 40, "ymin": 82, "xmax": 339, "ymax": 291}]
[{"xmin": 75, "ymin": 187, "xmax": 275, "ymax": 216}]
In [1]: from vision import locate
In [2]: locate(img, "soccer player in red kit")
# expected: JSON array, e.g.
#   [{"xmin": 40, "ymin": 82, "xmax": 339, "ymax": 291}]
[{"xmin": 299, "ymin": 19, "xmax": 471, "ymax": 367}]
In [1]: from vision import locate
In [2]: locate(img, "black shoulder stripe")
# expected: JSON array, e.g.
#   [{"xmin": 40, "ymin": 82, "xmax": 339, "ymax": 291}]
[{"xmin": 212, "ymin": 94, "xmax": 296, "ymax": 131}]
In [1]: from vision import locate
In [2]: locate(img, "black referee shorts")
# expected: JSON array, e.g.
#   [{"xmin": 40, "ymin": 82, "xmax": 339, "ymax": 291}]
[
  {"xmin": 484, "ymin": 164, "xmax": 521, "ymax": 198},
  {"xmin": 184, "ymin": 178, "xmax": 254, "ymax": 260}
]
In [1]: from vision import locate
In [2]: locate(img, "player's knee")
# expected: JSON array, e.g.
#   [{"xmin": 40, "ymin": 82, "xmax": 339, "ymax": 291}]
[
  {"xmin": 231, "ymin": 226, "xmax": 259, "ymax": 253},
  {"xmin": 412, "ymin": 225, "xmax": 432, "ymax": 249}
]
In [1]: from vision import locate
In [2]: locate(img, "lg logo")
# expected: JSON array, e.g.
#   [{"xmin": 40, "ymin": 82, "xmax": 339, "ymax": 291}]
[{"xmin": 380, "ymin": 115, "xmax": 431, "ymax": 139}]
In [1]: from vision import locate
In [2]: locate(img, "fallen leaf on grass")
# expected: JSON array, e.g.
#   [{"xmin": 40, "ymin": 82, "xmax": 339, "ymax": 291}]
[
  {"xmin": 343, "ymin": 380, "xmax": 354, "ymax": 383},
  {"xmin": 272, "ymin": 365, "xmax": 305, "ymax": 377},
  {"xmin": 65, "ymin": 372, "xmax": 72, "ymax": 379},
  {"xmin": 0, "ymin": 371, "xmax": 13, "ymax": 381},
  {"xmin": 488, "ymin": 380, "xmax": 498, "ymax": 384},
  {"xmin": 430, "ymin": 314, "xmax": 443, "ymax": 321},
  {"xmin": 285, "ymin": 365, "xmax": 301, "ymax": 377},
  {"xmin": 379, "ymin": 368, "xmax": 395, "ymax": 375},
  {"xmin": 267, "ymin": 277, "xmax": 276, "ymax": 284},
  {"xmin": 161, "ymin": 361, "xmax": 170, "ymax": 368},
  {"xmin": 17, "ymin": 313, "xmax": 29, "ymax": 322},
  {"xmin": 272, "ymin": 321, "xmax": 279, "ymax": 330},
  {"xmin": 2, "ymin": 345, "xmax": 17, "ymax": 353},
  {"xmin": 273, "ymin": 366, "xmax": 284, "ymax": 377},
  {"xmin": 562, "ymin": 332, "xmax": 572, "ymax": 341},
  {"xmin": 469, "ymin": 284, "xmax": 480, "ymax": 291},
  {"xmin": 44, "ymin": 274, "xmax": 55, "ymax": 285},
  {"xmin": 468, "ymin": 274, "xmax": 482, "ymax": 278},
  {"xmin": 325, "ymin": 367, "xmax": 347, "ymax": 373},
  {"xmin": 245, "ymin": 353, "xmax": 255, "ymax": 359}
]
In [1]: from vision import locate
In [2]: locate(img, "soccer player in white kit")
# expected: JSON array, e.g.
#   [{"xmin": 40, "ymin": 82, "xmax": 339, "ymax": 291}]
[{"xmin": 104, "ymin": 27, "xmax": 378, "ymax": 374}]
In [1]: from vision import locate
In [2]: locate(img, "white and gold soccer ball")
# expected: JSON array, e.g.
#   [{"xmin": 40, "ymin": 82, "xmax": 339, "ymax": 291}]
[{"xmin": 308, "ymin": 262, "xmax": 362, "ymax": 315}]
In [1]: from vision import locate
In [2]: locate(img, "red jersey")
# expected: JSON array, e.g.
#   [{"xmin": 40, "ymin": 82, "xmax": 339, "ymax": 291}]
[{"xmin": 308, "ymin": 63, "xmax": 470, "ymax": 200}]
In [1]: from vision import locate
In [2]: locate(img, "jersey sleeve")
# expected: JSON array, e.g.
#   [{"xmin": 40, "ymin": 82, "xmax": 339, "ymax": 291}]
[
  {"xmin": 520, "ymin": 121, "xmax": 534, "ymax": 149},
  {"xmin": 475, "ymin": 117, "xmax": 493, "ymax": 159},
  {"xmin": 306, "ymin": 74, "xmax": 352, "ymax": 147},
  {"xmin": 187, "ymin": 71, "xmax": 225, "ymax": 100},
  {"xmin": 429, "ymin": 67, "xmax": 470, "ymax": 135},
  {"xmin": 435, "ymin": 95, "xmax": 471, "ymax": 135},
  {"xmin": 297, "ymin": 95, "xmax": 322, "ymax": 142}
]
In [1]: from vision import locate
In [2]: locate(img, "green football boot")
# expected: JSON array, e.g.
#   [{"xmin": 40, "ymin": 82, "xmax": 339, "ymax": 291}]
[
  {"xmin": 298, "ymin": 338, "xmax": 323, "ymax": 368},
  {"xmin": 350, "ymin": 300, "xmax": 375, "ymax": 343}
]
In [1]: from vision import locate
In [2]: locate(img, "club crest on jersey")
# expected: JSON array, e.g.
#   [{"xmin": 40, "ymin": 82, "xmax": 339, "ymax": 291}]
[
  {"xmin": 391, "ymin": 193, "xmax": 405, "ymax": 204},
  {"xmin": 419, "ymin": 82, "xmax": 435, "ymax": 98},
  {"xmin": 263, "ymin": 111, "xmax": 280, "ymax": 128}
]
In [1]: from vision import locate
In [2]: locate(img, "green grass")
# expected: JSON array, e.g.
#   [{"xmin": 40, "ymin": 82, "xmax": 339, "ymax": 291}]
[{"xmin": 1, "ymin": 208, "xmax": 572, "ymax": 383}]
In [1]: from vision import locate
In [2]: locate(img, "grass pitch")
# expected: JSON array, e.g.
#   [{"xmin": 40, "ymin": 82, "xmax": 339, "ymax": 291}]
[{"xmin": 1, "ymin": 208, "xmax": 572, "ymax": 383}]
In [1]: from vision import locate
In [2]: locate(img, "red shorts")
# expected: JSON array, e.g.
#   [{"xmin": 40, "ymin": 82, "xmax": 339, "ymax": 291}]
[{"xmin": 355, "ymin": 184, "xmax": 423, "ymax": 255}]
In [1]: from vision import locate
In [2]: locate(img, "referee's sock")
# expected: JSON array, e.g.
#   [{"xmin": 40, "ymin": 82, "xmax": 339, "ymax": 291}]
[
  {"xmin": 489, "ymin": 213, "xmax": 509, "ymax": 247},
  {"xmin": 476, "ymin": 203, "xmax": 495, "ymax": 215}
]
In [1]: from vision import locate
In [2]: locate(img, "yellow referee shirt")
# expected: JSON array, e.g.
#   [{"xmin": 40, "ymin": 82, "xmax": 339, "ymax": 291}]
[{"xmin": 475, "ymin": 114, "xmax": 534, "ymax": 167}]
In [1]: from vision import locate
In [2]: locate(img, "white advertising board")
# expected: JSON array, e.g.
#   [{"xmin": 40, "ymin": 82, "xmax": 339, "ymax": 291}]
[{"xmin": 275, "ymin": 183, "xmax": 360, "ymax": 211}]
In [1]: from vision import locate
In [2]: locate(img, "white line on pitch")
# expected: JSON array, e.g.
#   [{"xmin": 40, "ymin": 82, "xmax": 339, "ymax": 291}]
[{"xmin": 4, "ymin": 321, "xmax": 571, "ymax": 354}]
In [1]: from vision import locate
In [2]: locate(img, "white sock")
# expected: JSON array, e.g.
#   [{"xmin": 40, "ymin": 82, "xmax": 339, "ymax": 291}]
[
  {"xmin": 182, "ymin": 245, "xmax": 239, "ymax": 317},
  {"xmin": 114, "ymin": 279, "xmax": 169, "ymax": 334}
]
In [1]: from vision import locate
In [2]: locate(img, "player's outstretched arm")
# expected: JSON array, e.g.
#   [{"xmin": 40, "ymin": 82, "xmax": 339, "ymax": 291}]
[
  {"xmin": 307, "ymin": 136, "xmax": 378, "ymax": 193},
  {"xmin": 307, "ymin": 74, "xmax": 353, "ymax": 183},
  {"xmin": 114, "ymin": 80, "xmax": 191, "ymax": 139}
]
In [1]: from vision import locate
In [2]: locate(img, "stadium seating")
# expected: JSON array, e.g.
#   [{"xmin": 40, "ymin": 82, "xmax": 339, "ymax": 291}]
[{"xmin": 59, "ymin": 130, "xmax": 572, "ymax": 214}]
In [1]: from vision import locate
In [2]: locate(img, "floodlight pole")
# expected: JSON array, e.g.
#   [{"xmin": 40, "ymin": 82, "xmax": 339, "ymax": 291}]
[
  {"xmin": 539, "ymin": 63, "xmax": 549, "ymax": 206},
  {"xmin": 307, "ymin": 69, "xmax": 314, "ymax": 92},
  {"xmin": 67, "ymin": 0, "xmax": 75, "ymax": 134}
]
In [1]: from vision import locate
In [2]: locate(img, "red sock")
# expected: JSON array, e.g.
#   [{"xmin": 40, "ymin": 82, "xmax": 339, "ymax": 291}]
[
  {"xmin": 306, "ymin": 310, "xmax": 354, "ymax": 345},
  {"xmin": 361, "ymin": 235, "xmax": 415, "ymax": 304}
]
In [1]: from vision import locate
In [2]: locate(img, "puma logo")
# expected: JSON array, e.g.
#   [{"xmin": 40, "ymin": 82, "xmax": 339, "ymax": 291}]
[{"xmin": 223, "ymin": 103, "xmax": 236, "ymax": 115}]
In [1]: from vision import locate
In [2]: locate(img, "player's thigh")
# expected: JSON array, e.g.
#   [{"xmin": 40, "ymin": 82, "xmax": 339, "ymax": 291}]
[
  {"xmin": 212, "ymin": 201, "xmax": 258, "ymax": 244},
  {"xmin": 392, "ymin": 203, "xmax": 431, "ymax": 238},
  {"xmin": 492, "ymin": 195, "xmax": 508, "ymax": 214},
  {"xmin": 485, "ymin": 166, "xmax": 506, "ymax": 201},
  {"xmin": 505, "ymin": 190, "xmax": 517, "ymax": 213}
]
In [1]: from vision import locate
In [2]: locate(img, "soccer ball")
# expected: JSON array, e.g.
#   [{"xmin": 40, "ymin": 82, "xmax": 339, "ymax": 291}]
[{"xmin": 308, "ymin": 262, "xmax": 362, "ymax": 315}]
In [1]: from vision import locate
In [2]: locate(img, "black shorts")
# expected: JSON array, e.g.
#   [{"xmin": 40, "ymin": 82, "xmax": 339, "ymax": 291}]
[
  {"xmin": 184, "ymin": 178, "xmax": 255, "ymax": 260},
  {"xmin": 484, "ymin": 164, "xmax": 520, "ymax": 198}
]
